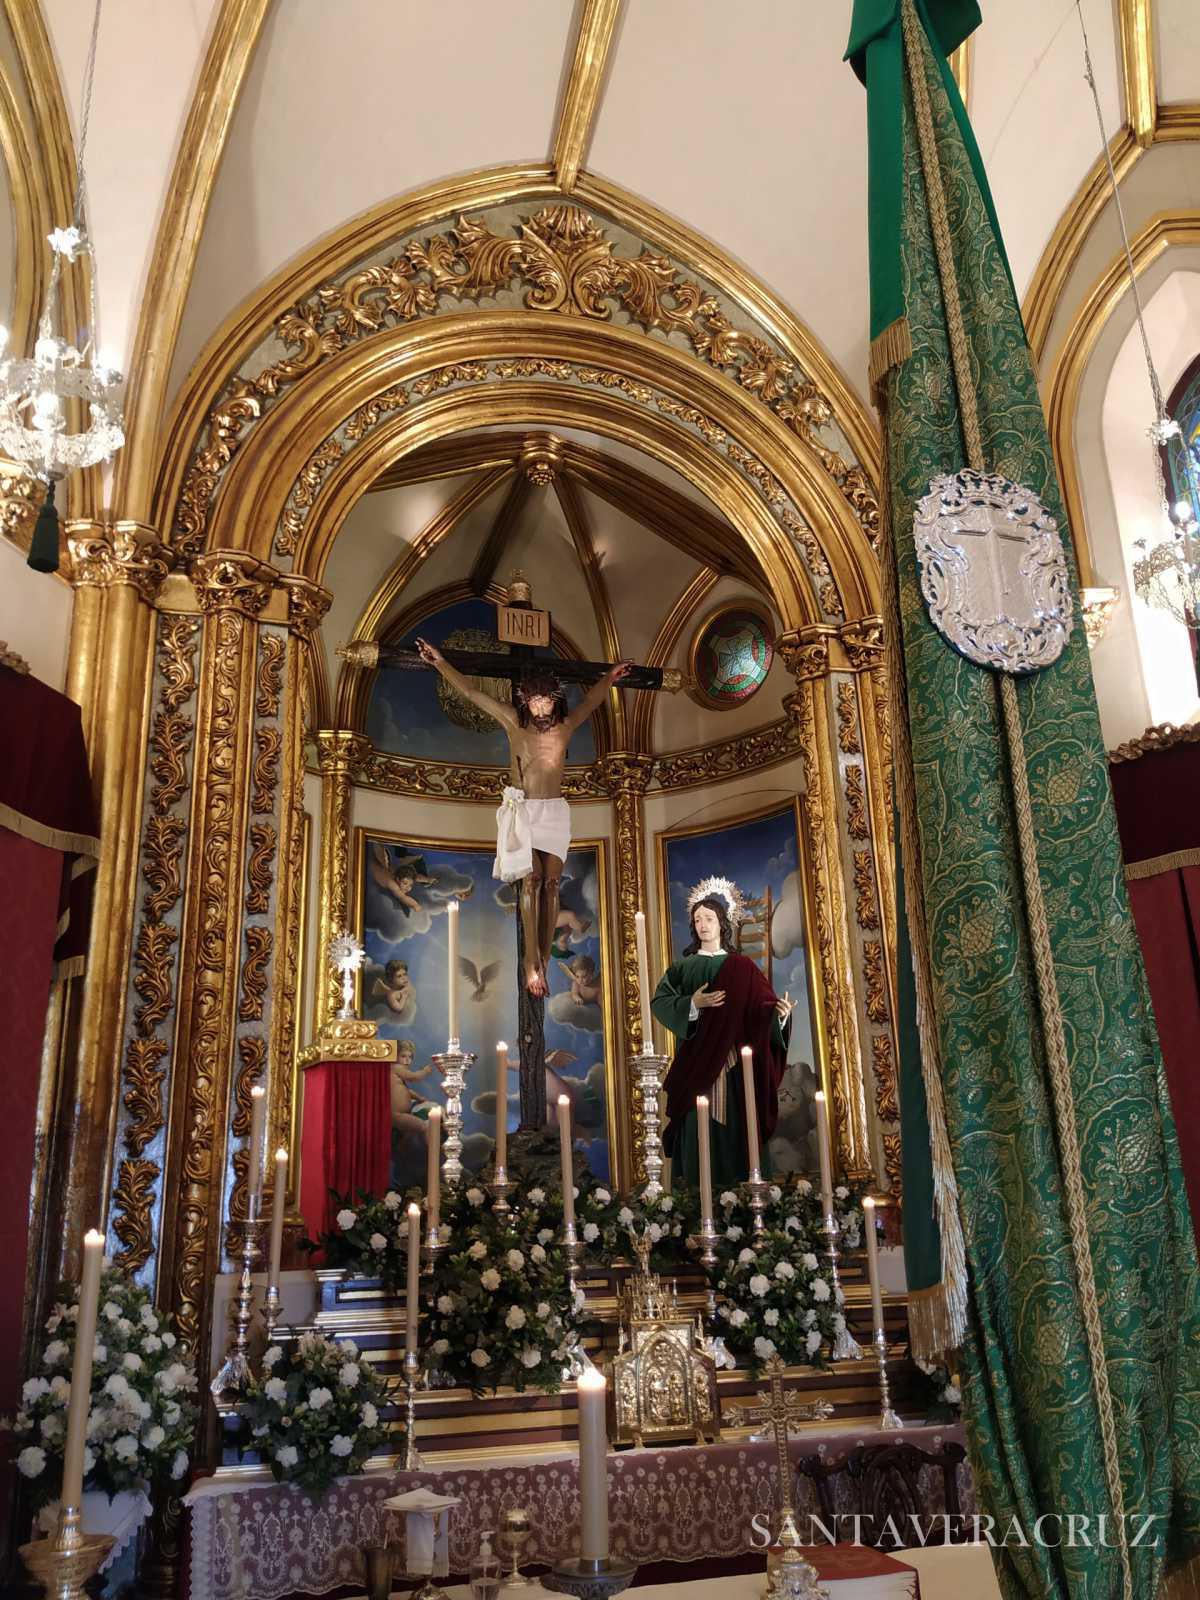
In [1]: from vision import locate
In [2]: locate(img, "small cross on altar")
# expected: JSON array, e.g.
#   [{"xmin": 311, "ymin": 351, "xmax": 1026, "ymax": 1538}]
[{"xmin": 724, "ymin": 1355, "xmax": 833, "ymax": 1587}]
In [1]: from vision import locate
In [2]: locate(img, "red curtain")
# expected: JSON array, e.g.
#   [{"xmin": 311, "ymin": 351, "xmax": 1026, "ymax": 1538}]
[
  {"xmin": 1110, "ymin": 734, "xmax": 1200, "ymax": 1240},
  {"xmin": 299, "ymin": 1061, "xmax": 392, "ymax": 1244}
]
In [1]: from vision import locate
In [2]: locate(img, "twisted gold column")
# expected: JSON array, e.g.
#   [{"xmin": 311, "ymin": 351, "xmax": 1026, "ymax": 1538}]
[
  {"xmin": 601, "ymin": 753, "xmax": 655, "ymax": 1187},
  {"xmin": 314, "ymin": 730, "xmax": 371, "ymax": 1030}
]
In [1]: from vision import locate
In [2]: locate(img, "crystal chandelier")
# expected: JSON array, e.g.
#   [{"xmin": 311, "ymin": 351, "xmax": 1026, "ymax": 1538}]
[
  {"xmin": 0, "ymin": 0, "xmax": 123, "ymax": 574},
  {"xmin": 1076, "ymin": 4, "xmax": 1199, "ymax": 634}
]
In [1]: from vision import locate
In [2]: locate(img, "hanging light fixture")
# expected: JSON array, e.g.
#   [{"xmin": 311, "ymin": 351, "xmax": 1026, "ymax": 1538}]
[
  {"xmin": 0, "ymin": 0, "xmax": 123, "ymax": 574},
  {"xmin": 1076, "ymin": 4, "xmax": 1200, "ymax": 635}
]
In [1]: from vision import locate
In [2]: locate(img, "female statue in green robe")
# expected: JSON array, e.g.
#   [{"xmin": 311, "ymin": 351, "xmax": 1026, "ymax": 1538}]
[{"xmin": 652, "ymin": 894, "xmax": 793, "ymax": 1187}]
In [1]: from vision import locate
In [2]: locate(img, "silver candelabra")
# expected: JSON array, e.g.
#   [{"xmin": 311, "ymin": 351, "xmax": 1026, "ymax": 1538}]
[
  {"xmin": 432, "ymin": 1045, "xmax": 476, "ymax": 1188},
  {"xmin": 822, "ymin": 1213, "xmax": 863, "ymax": 1360},
  {"xmin": 873, "ymin": 1328, "xmax": 902, "ymax": 1430},
  {"xmin": 210, "ymin": 1217, "xmax": 266, "ymax": 1410},
  {"xmin": 633, "ymin": 1051, "xmax": 667, "ymax": 1191}
]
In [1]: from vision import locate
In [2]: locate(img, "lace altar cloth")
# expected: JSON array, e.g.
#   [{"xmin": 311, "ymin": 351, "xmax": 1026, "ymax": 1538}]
[{"xmin": 185, "ymin": 1424, "xmax": 969, "ymax": 1600}]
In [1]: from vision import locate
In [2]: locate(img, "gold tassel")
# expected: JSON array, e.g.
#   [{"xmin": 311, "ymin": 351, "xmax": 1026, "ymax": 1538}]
[
  {"xmin": 1160, "ymin": 1556, "xmax": 1200, "ymax": 1599},
  {"xmin": 869, "ymin": 316, "xmax": 913, "ymax": 393},
  {"xmin": 907, "ymin": 1283, "xmax": 967, "ymax": 1363}
]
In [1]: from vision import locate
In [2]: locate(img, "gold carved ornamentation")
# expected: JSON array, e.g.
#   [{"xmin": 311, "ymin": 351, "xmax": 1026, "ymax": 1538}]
[
  {"xmin": 112, "ymin": 615, "xmax": 200, "ymax": 1275},
  {"xmin": 110, "ymin": 1159, "xmax": 161, "ymax": 1274},
  {"xmin": 871, "ymin": 670, "xmax": 894, "ymax": 821},
  {"xmin": 173, "ymin": 203, "xmax": 876, "ymax": 568},
  {"xmin": 275, "ymin": 437, "xmax": 345, "ymax": 557},
  {"xmin": 872, "ymin": 1034, "xmax": 898, "ymax": 1122},
  {"xmin": 252, "ymin": 724, "xmax": 282, "ymax": 814},
  {"xmin": 836, "ymin": 683, "xmax": 861, "ymax": 754},
  {"xmin": 346, "ymin": 383, "xmax": 408, "ymax": 443},
  {"xmin": 603, "ymin": 753, "xmax": 655, "ymax": 1060},
  {"xmin": 121, "ymin": 1038, "xmax": 170, "ymax": 1157},
  {"xmin": 0, "ymin": 465, "xmax": 39, "ymax": 547},
  {"xmin": 62, "ymin": 522, "xmax": 171, "ymax": 602},
  {"xmin": 299, "ymin": 1015, "xmax": 398, "ymax": 1065},
  {"xmin": 881, "ymin": 1131, "xmax": 902, "ymax": 1197},
  {"xmin": 840, "ymin": 617, "xmax": 885, "ymax": 672},
  {"xmin": 238, "ymin": 925, "xmax": 271, "ymax": 1022},
  {"xmin": 281, "ymin": 573, "xmax": 333, "ymax": 640},
  {"xmin": 192, "ymin": 550, "xmax": 278, "ymax": 618},
  {"xmin": 853, "ymin": 851, "xmax": 880, "ymax": 931},
  {"xmin": 227, "ymin": 1035, "xmax": 267, "ymax": 1227},
  {"xmin": 1109, "ymin": 720, "xmax": 1200, "ymax": 764},
  {"xmin": 245, "ymin": 822, "xmax": 276, "ymax": 914},
  {"xmin": 777, "ymin": 630, "xmax": 833, "ymax": 683},
  {"xmin": 844, "ymin": 765, "xmax": 870, "ymax": 842},
  {"xmin": 652, "ymin": 718, "xmax": 801, "ymax": 791},
  {"xmin": 256, "ymin": 632, "xmax": 285, "ymax": 715},
  {"xmin": 863, "ymin": 943, "xmax": 890, "ymax": 1025}
]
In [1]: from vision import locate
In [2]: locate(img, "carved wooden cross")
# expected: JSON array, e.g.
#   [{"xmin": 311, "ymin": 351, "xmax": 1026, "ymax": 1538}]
[{"xmin": 724, "ymin": 1355, "xmax": 834, "ymax": 1551}]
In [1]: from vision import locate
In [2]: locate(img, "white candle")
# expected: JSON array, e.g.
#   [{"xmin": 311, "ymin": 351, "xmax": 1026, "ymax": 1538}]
[
  {"xmin": 247, "ymin": 1086, "xmax": 267, "ymax": 1218},
  {"xmin": 740, "ymin": 1045, "xmax": 760, "ymax": 1176},
  {"xmin": 815, "ymin": 1089, "xmax": 834, "ymax": 1219},
  {"xmin": 576, "ymin": 1367, "xmax": 610, "ymax": 1562},
  {"xmin": 495, "ymin": 1042, "xmax": 508, "ymax": 1172},
  {"xmin": 268, "ymin": 1147, "xmax": 288, "ymax": 1285},
  {"xmin": 426, "ymin": 1109, "xmax": 442, "ymax": 1233},
  {"xmin": 558, "ymin": 1094, "xmax": 576, "ymax": 1227},
  {"xmin": 62, "ymin": 1229, "xmax": 104, "ymax": 1508},
  {"xmin": 405, "ymin": 1202, "xmax": 421, "ymax": 1354},
  {"xmin": 447, "ymin": 900, "xmax": 459, "ymax": 1045},
  {"xmin": 863, "ymin": 1197, "xmax": 885, "ymax": 1332},
  {"xmin": 634, "ymin": 910, "xmax": 652, "ymax": 1053},
  {"xmin": 696, "ymin": 1095, "xmax": 714, "ymax": 1226}
]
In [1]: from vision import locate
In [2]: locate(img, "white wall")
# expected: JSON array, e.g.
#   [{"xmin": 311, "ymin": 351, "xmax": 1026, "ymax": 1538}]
[{"xmin": 0, "ymin": 542, "xmax": 73, "ymax": 691}]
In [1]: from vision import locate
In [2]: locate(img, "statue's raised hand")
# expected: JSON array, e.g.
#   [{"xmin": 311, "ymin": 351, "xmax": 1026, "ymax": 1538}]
[
  {"xmin": 693, "ymin": 982, "xmax": 725, "ymax": 1009},
  {"xmin": 607, "ymin": 659, "xmax": 635, "ymax": 684},
  {"xmin": 415, "ymin": 637, "xmax": 443, "ymax": 666}
]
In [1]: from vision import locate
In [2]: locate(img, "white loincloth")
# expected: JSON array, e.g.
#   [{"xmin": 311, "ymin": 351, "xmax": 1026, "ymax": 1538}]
[{"xmin": 492, "ymin": 786, "xmax": 571, "ymax": 882}]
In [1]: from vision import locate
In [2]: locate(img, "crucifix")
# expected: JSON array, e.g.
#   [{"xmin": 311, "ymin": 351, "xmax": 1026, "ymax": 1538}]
[
  {"xmin": 723, "ymin": 1354, "xmax": 833, "ymax": 1583},
  {"xmin": 341, "ymin": 576, "xmax": 683, "ymax": 1131}
]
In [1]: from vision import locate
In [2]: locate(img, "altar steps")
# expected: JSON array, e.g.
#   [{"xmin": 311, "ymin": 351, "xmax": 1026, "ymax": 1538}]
[{"xmin": 217, "ymin": 1260, "xmax": 921, "ymax": 1464}]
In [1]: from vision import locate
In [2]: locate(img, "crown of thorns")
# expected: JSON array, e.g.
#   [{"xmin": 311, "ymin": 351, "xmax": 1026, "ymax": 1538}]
[
  {"xmin": 514, "ymin": 672, "xmax": 563, "ymax": 702},
  {"xmin": 686, "ymin": 876, "xmax": 745, "ymax": 929}
]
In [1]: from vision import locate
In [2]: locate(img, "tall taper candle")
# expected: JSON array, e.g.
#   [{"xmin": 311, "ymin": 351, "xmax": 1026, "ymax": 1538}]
[
  {"xmin": 814, "ymin": 1089, "xmax": 834, "ymax": 1218},
  {"xmin": 426, "ymin": 1109, "xmax": 442, "ymax": 1232},
  {"xmin": 576, "ymin": 1367, "xmax": 610, "ymax": 1562},
  {"xmin": 495, "ymin": 1042, "xmax": 508, "ymax": 1172},
  {"xmin": 61, "ymin": 1229, "xmax": 104, "ymax": 1509},
  {"xmin": 405, "ymin": 1202, "xmax": 421, "ymax": 1354},
  {"xmin": 247, "ymin": 1085, "xmax": 267, "ymax": 1217},
  {"xmin": 696, "ymin": 1095, "xmax": 714, "ymax": 1226},
  {"xmin": 740, "ymin": 1045, "xmax": 761, "ymax": 1175},
  {"xmin": 268, "ymin": 1147, "xmax": 288, "ymax": 1285},
  {"xmin": 558, "ymin": 1094, "xmax": 576, "ymax": 1227},
  {"xmin": 862, "ymin": 1197, "xmax": 885, "ymax": 1331},
  {"xmin": 447, "ymin": 899, "xmax": 459, "ymax": 1044},
  {"xmin": 634, "ymin": 910, "xmax": 653, "ymax": 1052}
]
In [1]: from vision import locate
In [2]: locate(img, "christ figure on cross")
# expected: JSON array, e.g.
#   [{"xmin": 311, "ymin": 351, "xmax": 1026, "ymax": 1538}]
[{"xmin": 416, "ymin": 637, "xmax": 633, "ymax": 996}]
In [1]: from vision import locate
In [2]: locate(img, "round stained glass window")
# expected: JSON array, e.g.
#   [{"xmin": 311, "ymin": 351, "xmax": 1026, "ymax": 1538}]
[{"xmin": 689, "ymin": 603, "xmax": 774, "ymax": 710}]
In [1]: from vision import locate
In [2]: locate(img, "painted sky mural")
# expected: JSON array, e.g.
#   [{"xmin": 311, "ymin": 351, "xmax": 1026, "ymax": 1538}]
[
  {"xmin": 360, "ymin": 832, "xmax": 613, "ymax": 1192},
  {"xmin": 660, "ymin": 803, "xmax": 820, "ymax": 1175}
]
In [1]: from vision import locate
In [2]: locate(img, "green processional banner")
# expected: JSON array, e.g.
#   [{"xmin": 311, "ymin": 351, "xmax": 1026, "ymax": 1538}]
[{"xmin": 846, "ymin": 3, "xmax": 1200, "ymax": 1597}]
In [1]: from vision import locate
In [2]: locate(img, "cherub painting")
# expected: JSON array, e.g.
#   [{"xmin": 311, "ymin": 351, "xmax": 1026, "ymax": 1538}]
[
  {"xmin": 372, "ymin": 959, "xmax": 416, "ymax": 1020},
  {"xmin": 391, "ymin": 1039, "xmax": 434, "ymax": 1145}
]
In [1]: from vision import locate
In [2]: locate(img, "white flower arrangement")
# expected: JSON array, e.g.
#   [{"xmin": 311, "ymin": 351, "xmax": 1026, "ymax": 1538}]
[
  {"xmin": 9, "ymin": 1267, "xmax": 197, "ymax": 1509},
  {"xmin": 237, "ymin": 1331, "xmax": 391, "ymax": 1496},
  {"xmin": 715, "ymin": 1225, "xmax": 844, "ymax": 1371},
  {"xmin": 303, "ymin": 1189, "xmax": 416, "ymax": 1289}
]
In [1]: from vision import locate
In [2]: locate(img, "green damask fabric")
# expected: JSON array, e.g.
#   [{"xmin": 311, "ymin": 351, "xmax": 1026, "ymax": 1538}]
[{"xmin": 861, "ymin": 13, "xmax": 1200, "ymax": 1600}]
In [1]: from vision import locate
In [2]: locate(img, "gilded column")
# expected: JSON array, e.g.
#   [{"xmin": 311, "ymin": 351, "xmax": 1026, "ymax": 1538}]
[
  {"xmin": 314, "ymin": 729, "xmax": 371, "ymax": 1030},
  {"xmin": 839, "ymin": 617, "xmax": 902, "ymax": 1195},
  {"xmin": 601, "ymin": 750, "xmax": 656, "ymax": 1061},
  {"xmin": 778, "ymin": 628, "xmax": 872, "ymax": 1183},
  {"xmin": 157, "ymin": 552, "xmax": 279, "ymax": 1364}
]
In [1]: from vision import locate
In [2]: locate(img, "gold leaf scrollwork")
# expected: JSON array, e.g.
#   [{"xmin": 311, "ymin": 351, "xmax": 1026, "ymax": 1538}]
[
  {"xmin": 0, "ymin": 464, "xmax": 38, "ymax": 545},
  {"xmin": 881, "ymin": 1131, "xmax": 902, "ymax": 1196},
  {"xmin": 148, "ymin": 711, "xmax": 194, "ymax": 815},
  {"xmin": 853, "ymin": 851, "xmax": 880, "ymax": 931},
  {"xmin": 836, "ymin": 682, "xmax": 861, "ymax": 754},
  {"xmin": 232, "ymin": 1035, "xmax": 266, "ymax": 1138},
  {"xmin": 132, "ymin": 921, "xmax": 180, "ymax": 1034},
  {"xmin": 274, "ymin": 438, "xmax": 345, "ymax": 557},
  {"xmin": 845, "ymin": 765, "xmax": 870, "ymax": 842},
  {"xmin": 142, "ymin": 815, "xmax": 187, "ymax": 920},
  {"xmin": 245, "ymin": 823, "xmax": 276, "ymax": 914},
  {"xmin": 111, "ymin": 1159, "xmax": 161, "ymax": 1274},
  {"xmin": 159, "ymin": 616, "xmax": 200, "ymax": 711},
  {"xmin": 193, "ymin": 551, "xmax": 278, "ymax": 618},
  {"xmin": 652, "ymin": 719, "xmax": 801, "ymax": 791},
  {"xmin": 863, "ymin": 941, "xmax": 890, "ymax": 1024},
  {"xmin": 239, "ymin": 925, "xmax": 272, "ymax": 1022},
  {"xmin": 121, "ymin": 1038, "xmax": 169, "ymax": 1156},
  {"xmin": 840, "ymin": 617, "xmax": 885, "ymax": 672},
  {"xmin": 872, "ymin": 1033, "xmax": 898, "ymax": 1122},
  {"xmin": 602, "ymin": 753, "xmax": 655, "ymax": 1058},
  {"xmin": 252, "ymin": 725, "xmax": 282, "ymax": 815},
  {"xmin": 256, "ymin": 633, "xmax": 285, "ymax": 716}
]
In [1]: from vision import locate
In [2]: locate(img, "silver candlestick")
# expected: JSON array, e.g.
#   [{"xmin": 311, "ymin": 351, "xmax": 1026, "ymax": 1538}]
[
  {"xmin": 399, "ymin": 1348, "xmax": 424, "ymax": 1469},
  {"xmin": 210, "ymin": 1217, "xmax": 266, "ymax": 1410},
  {"xmin": 822, "ymin": 1213, "xmax": 863, "ymax": 1360},
  {"xmin": 263, "ymin": 1281, "xmax": 282, "ymax": 1344},
  {"xmin": 432, "ymin": 1046, "xmax": 476, "ymax": 1188},
  {"xmin": 632, "ymin": 1051, "xmax": 667, "ymax": 1191},
  {"xmin": 694, "ymin": 1216, "xmax": 720, "ymax": 1322},
  {"xmin": 489, "ymin": 1165, "xmax": 514, "ymax": 1213},
  {"xmin": 746, "ymin": 1171, "xmax": 770, "ymax": 1235},
  {"xmin": 873, "ymin": 1328, "xmax": 903, "ymax": 1430},
  {"xmin": 563, "ymin": 1217, "xmax": 583, "ymax": 1300},
  {"xmin": 422, "ymin": 1220, "xmax": 447, "ymax": 1264}
]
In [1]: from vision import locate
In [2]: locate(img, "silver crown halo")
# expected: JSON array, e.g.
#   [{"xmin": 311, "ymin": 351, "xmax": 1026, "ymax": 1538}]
[{"xmin": 686, "ymin": 876, "xmax": 746, "ymax": 929}]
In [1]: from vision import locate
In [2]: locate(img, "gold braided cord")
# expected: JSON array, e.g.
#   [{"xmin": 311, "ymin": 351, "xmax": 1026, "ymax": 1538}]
[
  {"xmin": 898, "ymin": 1, "xmax": 1133, "ymax": 1590},
  {"xmin": 877, "ymin": 397, "xmax": 969, "ymax": 1359}
]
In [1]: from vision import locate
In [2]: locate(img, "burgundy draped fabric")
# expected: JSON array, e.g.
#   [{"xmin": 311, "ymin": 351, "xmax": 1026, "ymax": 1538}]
[
  {"xmin": 1110, "ymin": 732, "xmax": 1200, "ymax": 1240},
  {"xmin": 299, "ymin": 1061, "xmax": 391, "ymax": 1244}
]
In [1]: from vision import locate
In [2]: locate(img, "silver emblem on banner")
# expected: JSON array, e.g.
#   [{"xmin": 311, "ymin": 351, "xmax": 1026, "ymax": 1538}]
[{"xmin": 913, "ymin": 468, "xmax": 1074, "ymax": 673}]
